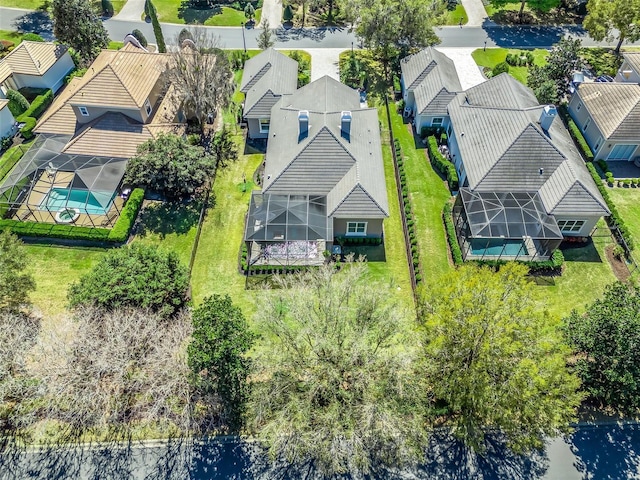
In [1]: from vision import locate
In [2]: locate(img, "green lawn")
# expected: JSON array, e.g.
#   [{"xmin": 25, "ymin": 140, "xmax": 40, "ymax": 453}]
[
  {"xmin": 472, "ymin": 48, "xmax": 548, "ymax": 85},
  {"xmin": 108, "ymin": 41, "xmax": 124, "ymax": 50},
  {"xmin": 0, "ymin": 0, "xmax": 45, "ymax": 8},
  {"xmin": 0, "ymin": 29, "xmax": 25, "ymax": 48},
  {"xmin": 152, "ymin": 0, "xmax": 261, "ymax": 26},
  {"xmin": 442, "ymin": 5, "xmax": 468, "ymax": 26},
  {"xmin": 387, "ymin": 104, "xmax": 453, "ymax": 283},
  {"xmin": 608, "ymin": 187, "xmax": 640, "ymax": 265}
]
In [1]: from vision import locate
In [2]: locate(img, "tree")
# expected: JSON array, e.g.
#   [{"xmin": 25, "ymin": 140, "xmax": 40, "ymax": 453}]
[
  {"xmin": 340, "ymin": 50, "xmax": 364, "ymax": 88},
  {"xmin": 52, "ymin": 0, "xmax": 109, "ymax": 66},
  {"xmin": 178, "ymin": 28, "xmax": 193, "ymax": 46},
  {"xmin": 533, "ymin": 79, "xmax": 559, "ymax": 104},
  {"xmin": 101, "ymin": 0, "xmax": 114, "ymax": 17},
  {"xmin": 528, "ymin": 37, "xmax": 582, "ymax": 104},
  {"xmin": 146, "ymin": 0, "xmax": 166, "ymax": 53},
  {"xmin": 584, "ymin": 0, "xmax": 640, "ymax": 53},
  {"xmin": 244, "ymin": 2, "xmax": 256, "ymax": 21},
  {"xmin": 564, "ymin": 282, "xmax": 640, "ymax": 412},
  {"xmin": 67, "ymin": 243, "xmax": 190, "ymax": 318},
  {"xmin": 289, "ymin": 50, "xmax": 311, "ymax": 87},
  {"xmin": 210, "ymin": 127, "xmax": 238, "ymax": 169},
  {"xmin": 21, "ymin": 33, "xmax": 44, "ymax": 42},
  {"xmin": 490, "ymin": 0, "xmax": 560, "ymax": 22},
  {"xmin": 257, "ymin": 19, "xmax": 275, "ymax": 49},
  {"xmin": 249, "ymin": 260, "xmax": 426, "ymax": 476},
  {"xmin": 131, "ymin": 29, "xmax": 148, "ymax": 48},
  {"xmin": 418, "ymin": 264, "xmax": 581, "ymax": 452},
  {"xmin": 188, "ymin": 295, "xmax": 254, "ymax": 432},
  {"xmin": 125, "ymin": 133, "xmax": 216, "ymax": 199},
  {"xmin": 0, "ymin": 232, "xmax": 35, "ymax": 313},
  {"xmin": 492, "ymin": 61, "xmax": 510, "ymax": 76},
  {"xmin": 283, "ymin": 3, "xmax": 294, "ymax": 22},
  {"xmin": 164, "ymin": 29, "xmax": 234, "ymax": 129}
]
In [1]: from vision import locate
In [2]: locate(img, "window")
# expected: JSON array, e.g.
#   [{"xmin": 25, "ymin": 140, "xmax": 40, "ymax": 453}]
[
  {"xmin": 583, "ymin": 118, "xmax": 590, "ymax": 132},
  {"xmin": 447, "ymin": 124, "xmax": 453, "ymax": 136},
  {"xmin": 594, "ymin": 137, "xmax": 601, "ymax": 151},
  {"xmin": 144, "ymin": 99, "xmax": 152, "ymax": 116},
  {"xmin": 432, "ymin": 117, "xmax": 444, "ymax": 127},
  {"xmin": 557, "ymin": 220, "xmax": 585, "ymax": 233},
  {"xmin": 346, "ymin": 221, "xmax": 367, "ymax": 236},
  {"xmin": 78, "ymin": 106, "xmax": 89, "ymax": 116},
  {"xmin": 259, "ymin": 118, "xmax": 270, "ymax": 133},
  {"xmin": 576, "ymin": 102, "xmax": 582, "ymax": 111}
]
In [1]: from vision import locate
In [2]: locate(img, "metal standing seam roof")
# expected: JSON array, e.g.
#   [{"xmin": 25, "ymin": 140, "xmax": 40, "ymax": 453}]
[
  {"xmin": 0, "ymin": 41, "xmax": 69, "ymax": 83},
  {"xmin": 575, "ymin": 82, "xmax": 640, "ymax": 140},
  {"xmin": 240, "ymin": 48, "xmax": 298, "ymax": 118},
  {"xmin": 449, "ymin": 74, "xmax": 609, "ymax": 217}
]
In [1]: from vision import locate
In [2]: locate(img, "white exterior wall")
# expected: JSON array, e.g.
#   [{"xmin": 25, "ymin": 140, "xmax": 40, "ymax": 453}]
[
  {"xmin": 553, "ymin": 215, "xmax": 600, "ymax": 237},
  {"xmin": 414, "ymin": 114, "xmax": 450, "ymax": 132},
  {"xmin": 12, "ymin": 53, "xmax": 75, "ymax": 93},
  {"xmin": 0, "ymin": 105, "xmax": 16, "ymax": 138}
]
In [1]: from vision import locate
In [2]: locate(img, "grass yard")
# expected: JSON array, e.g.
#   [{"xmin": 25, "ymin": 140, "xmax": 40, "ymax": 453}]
[
  {"xmin": 0, "ymin": 0, "xmax": 45, "ymax": 8},
  {"xmin": 386, "ymin": 104, "xmax": 453, "ymax": 283},
  {"xmin": 472, "ymin": 47, "xmax": 548, "ymax": 85},
  {"xmin": 108, "ymin": 41, "xmax": 124, "ymax": 50},
  {"xmin": 442, "ymin": 5, "xmax": 468, "ymax": 26},
  {"xmin": 152, "ymin": 0, "xmax": 261, "ymax": 26},
  {"xmin": 607, "ymin": 187, "xmax": 640, "ymax": 265},
  {"xmin": 0, "ymin": 29, "xmax": 25, "ymax": 48}
]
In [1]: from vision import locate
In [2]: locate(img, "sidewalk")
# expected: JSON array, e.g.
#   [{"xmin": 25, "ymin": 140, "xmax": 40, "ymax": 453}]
[
  {"xmin": 113, "ymin": 0, "xmax": 145, "ymax": 22},
  {"xmin": 460, "ymin": 0, "xmax": 489, "ymax": 27}
]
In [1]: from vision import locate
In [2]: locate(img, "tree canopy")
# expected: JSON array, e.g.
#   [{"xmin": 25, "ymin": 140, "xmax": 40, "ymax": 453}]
[
  {"xmin": 124, "ymin": 133, "xmax": 216, "ymax": 199},
  {"xmin": 257, "ymin": 20, "xmax": 276, "ymax": 49},
  {"xmin": 584, "ymin": 0, "xmax": 640, "ymax": 53},
  {"xmin": 52, "ymin": 0, "xmax": 109, "ymax": 66},
  {"xmin": 564, "ymin": 282, "xmax": 640, "ymax": 412},
  {"xmin": 418, "ymin": 264, "xmax": 581, "ymax": 452},
  {"xmin": 0, "ymin": 231, "xmax": 35, "ymax": 313},
  {"xmin": 249, "ymin": 260, "xmax": 426, "ymax": 476},
  {"xmin": 490, "ymin": 0, "xmax": 560, "ymax": 21},
  {"xmin": 528, "ymin": 38, "xmax": 582, "ymax": 104},
  {"xmin": 67, "ymin": 243, "xmax": 189, "ymax": 318}
]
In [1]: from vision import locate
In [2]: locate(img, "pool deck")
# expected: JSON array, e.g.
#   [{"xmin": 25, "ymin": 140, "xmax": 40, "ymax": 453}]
[{"xmin": 12, "ymin": 171, "xmax": 124, "ymax": 228}]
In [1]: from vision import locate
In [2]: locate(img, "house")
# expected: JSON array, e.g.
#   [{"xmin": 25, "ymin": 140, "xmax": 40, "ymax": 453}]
[
  {"xmin": 240, "ymin": 48, "xmax": 298, "ymax": 139},
  {"xmin": 244, "ymin": 76, "xmax": 389, "ymax": 266},
  {"xmin": 447, "ymin": 74, "xmax": 610, "ymax": 261},
  {"xmin": 400, "ymin": 47, "xmax": 462, "ymax": 131},
  {"xmin": 568, "ymin": 82, "xmax": 640, "ymax": 161},
  {"xmin": 0, "ymin": 100, "xmax": 16, "ymax": 138},
  {"xmin": 0, "ymin": 41, "xmax": 75, "ymax": 97},
  {"xmin": 615, "ymin": 52, "xmax": 640, "ymax": 83},
  {"xmin": 0, "ymin": 43, "xmax": 184, "ymax": 228}
]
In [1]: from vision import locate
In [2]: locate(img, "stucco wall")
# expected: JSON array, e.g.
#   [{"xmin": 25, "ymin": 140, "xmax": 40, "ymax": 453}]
[
  {"xmin": 567, "ymin": 93, "xmax": 605, "ymax": 157},
  {"xmin": 553, "ymin": 215, "xmax": 600, "ymax": 237},
  {"xmin": 13, "ymin": 53, "xmax": 74, "ymax": 93},
  {"xmin": 246, "ymin": 118, "xmax": 269, "ymax": 139},
  {"xmin": 332, "ymin": 218, "xmax": 384, "ymax": 237},
  {"xmin": 0, "ymin": 106, "xmax": 15, "ymax": 138},
  {"xmin": 414, "ymin": 114, "xmax": 450, "ymax": 132}
]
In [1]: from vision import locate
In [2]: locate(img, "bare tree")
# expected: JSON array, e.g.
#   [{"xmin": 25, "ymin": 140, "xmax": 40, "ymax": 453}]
[{"xmin": 164, "ymin": 28, "xmax": 234, "ymax": 131}]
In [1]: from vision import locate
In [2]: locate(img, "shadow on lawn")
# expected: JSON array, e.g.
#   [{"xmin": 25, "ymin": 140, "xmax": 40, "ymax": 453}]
[
  {"xmin": 135, "ymin": 200, "xmax": 201, "ymax": 237},
  {"xmin": 561, "ymin": 238, "xmax": 604, "ymax": 264},
  {"xmin": 177, "ymin": 1, "xmax": 222, "ymax": 24}
]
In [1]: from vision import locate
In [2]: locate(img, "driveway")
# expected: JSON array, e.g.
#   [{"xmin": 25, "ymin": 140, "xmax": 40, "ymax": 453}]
[
  {"xmin": 303, "ymin": 48, "xmax": 346, "ymax": 82},
  {"xmin": 436, "ymin": 47, "xmax": 487, "ymax": 90}
]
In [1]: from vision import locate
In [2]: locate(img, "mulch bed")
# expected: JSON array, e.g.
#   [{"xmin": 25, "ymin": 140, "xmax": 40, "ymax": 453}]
[{"xmin": 605, "ymin": 244, "xmax": 631, "ymax": 282}]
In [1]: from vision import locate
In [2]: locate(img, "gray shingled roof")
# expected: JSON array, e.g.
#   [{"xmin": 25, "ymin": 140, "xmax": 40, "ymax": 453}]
[
  {"xmin": 576, "ymin": 82, "xmax": 640, "ymax": 140},
  {"xmin": 449, "ymin": 74, "xmax": 609, "ymax": 217},
  {"xmin": 622, "ymin": 52, "xmax": 640, "ymax": 75},
  {"xmin": 263, "ymin": 75, "xmax": 388, "ymax": 218},
  {"xmin": 400, "ymin": 48, "xmax": 462, "ymax": 116},
  {"xmin": 240, "ymin": 48, "xmax": 298, "ymax": 118}
]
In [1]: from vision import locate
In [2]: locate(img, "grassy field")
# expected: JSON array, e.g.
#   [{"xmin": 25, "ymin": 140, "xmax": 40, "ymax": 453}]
[
  {"xmin": 0, "ymin": 0, "xmax": 45, "ymax": 8},
  {"xmin": 0, "ymin": 29, "xmax": 25, "ymax": 48},
  {"xmin": 152, "ymin": 0, "xmax": 261, "ymax": 26},
  {"xmin": 472, "ymin": 48, "xmax": 549, "ymax": 85},
  {"xmin": 608, "ymin": 187, "xmax": 640, "ymax": 265},
  {"xmin": 443, "ymin": 5, "xmax": 468, "ymax": 25}
]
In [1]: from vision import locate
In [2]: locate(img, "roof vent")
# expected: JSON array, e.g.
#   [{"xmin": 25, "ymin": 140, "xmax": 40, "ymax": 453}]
[
  {"xmin": 340, "ymin": 110, "xmax": 351, "ymax": 141},
  {"xmin": 539, "ymin": 105, "xmax": 557, "ymax": 132},
  {"xmin": 298, "ymin": 110, "xmax": 309, "ymax": 142},
  {"xmin": 539, "ymin": 167, "xmax": 544, "ymax": 175}
]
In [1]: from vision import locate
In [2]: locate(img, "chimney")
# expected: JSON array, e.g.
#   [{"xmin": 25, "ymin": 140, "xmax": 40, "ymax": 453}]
[
  {"xmin": 539, "ymin": 105, "xmax": 557, "ymax": 131},
  {"xmin": 340, "ymin": 110, "xmax": 351, "ymax": 141},
  {"xmin": 298, "ymin": 110, "xmax": 309, "ymax": 142}
]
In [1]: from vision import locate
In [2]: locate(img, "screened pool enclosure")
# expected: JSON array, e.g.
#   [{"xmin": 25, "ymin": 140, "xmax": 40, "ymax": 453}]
[
  {"xmin": 0, "ymin": 135, "xmax": 128, "ymax": 227},
  {"xmin": 244, "ymin": 192, "xmax": 331, "ymax": 267},
  {"xmin": 453, "ymin": 189, "xmax": 563, "ymax": 261}
]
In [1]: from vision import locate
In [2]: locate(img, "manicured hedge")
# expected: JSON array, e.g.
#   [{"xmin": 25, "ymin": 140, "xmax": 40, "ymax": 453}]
[
  {"xmin": 334, "ymin": 236, "xmax": 383, "ymax": 246},
  {"xmin": 16, "ymin": 89, "xmax": 53, "ymax": 139},
  {"xmin": 427, "ymin": 136, "xmax": 459, "ymax": 191},
  {"xmin": 585, "ymin": 162, "xmax": 634, "ymax": 251},
  {"xmin": 0, "ymin": 219, "xmax": 111, "ymax": 241},
  {"xmin": 558, "ymin": 104, "xmax": 593, "ymax": 162},
  {"xmin": 443, "ymin": 201, "xmax": 463, "ymax": 265},
  {"xmin": 108, "ymin": 187, "xmax": 144, "ymax": 242},
  {"xmin": 18, "ymin": 117, "xmax": 37, "ymax": 139}
]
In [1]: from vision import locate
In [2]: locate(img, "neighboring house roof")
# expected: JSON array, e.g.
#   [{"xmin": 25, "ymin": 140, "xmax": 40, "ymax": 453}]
[
  {"xmin": 0, "ymin": 99, "xmax": 10, "ymax": 113},
  {"xmin": 400, "ymin": 48, "xmax": 462, "ymax": 116},
  {"xmin": 0, "ymin": 41, "xmax": 69, "ymax": 84},
  {"xmin": 575, "ymin": 82, "xmax": 640, "ymax": 140},
  {"xmin": 449, "ymin": 74, "xmax": 609, "ymax": 216},
  {"xmin": 263, "ymin": 75, "xmax": 388, "ymax": 218},
  {"xmin": 240, "ymin": 48, "xmax": 298, "ymax": 118},
  {"xmin": 622, "ymin": 51, "xmax": 640, "ymax": 74}
]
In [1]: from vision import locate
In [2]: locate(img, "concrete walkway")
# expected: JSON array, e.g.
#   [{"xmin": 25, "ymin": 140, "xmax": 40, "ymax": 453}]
[
  {"xmin": 460, "ymin": 0, "xmax": 489, "ymax": 27},
  {"xmin": 113, "ymin": 0, "xmax": 145, "ymax": 22},
  {"xmin": 436, "ymin": 47, "xmax": 486, "ymax": 90},
  {"xmin": 260, "ymin": 0, "xmax": 283, "ymax": 28},
  {"xmin": 304, "ymin": 48, "xmax": 346, "ymax": 81}
]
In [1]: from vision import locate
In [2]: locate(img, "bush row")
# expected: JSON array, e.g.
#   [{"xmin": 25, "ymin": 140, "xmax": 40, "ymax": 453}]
[
  {"xmin": 334, "ymin": 236, "xmax": 383, "ymax": 246},
  {"xmin": 16, "ymin": 89, "xmax": 53, "ymax": 139},
  {"xmin": 426, "ymin": 136, "xmax": 459, "ymax": 191},
  {"xmin": 0, "ymin": 219, "xmax": 111, "ymax": 241},
  {"xmin": 558, "ymin": 105, "xmax": 593, "ymax": 162},
  {"xmin": 442, "ymin": 201, "xmax": 463, "ymax": 265},
  {"xmin": 107, "ymin": 188, "xmax": 144, "ymax": 242},
  {"xmin": 395, "ymin": 138, "xmax": 423, "ymax": 284},
  {"xmin": 505, "ymin": 51, "xmax": 534, "ymax": 67},
  {"xmin": 585, "ymin": 162, "xmax": 635, "ymax": 251}
]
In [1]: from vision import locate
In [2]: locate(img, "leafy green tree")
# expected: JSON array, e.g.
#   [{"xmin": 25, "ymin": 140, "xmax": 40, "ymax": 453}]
[
  {"xmin": 146, "ymin": 0, "xmax": 166, "ymax": 53},
  {"xmin": 418, "ymin": 263, "xmax": 581, "ymax": 452},
  {"xmin": 490, "ymin": 0, "xmax": 560, "ymax": 21},
  {"xmin": 124, "ymin": 133, "xmax": 216, "ymax": 199},
  {"xmin": 584, "ymin": 0, "xmax": 640, "ymax": 53},
  {"xmin": 257, "ymin": 19, "xmax": 275, "ymax": 49},
  {"xmin": 211, "ymin": 127, "xmax": 238, "ymax": 169},
  {"xmin": 528, "ymin": 38, "xmax": 582, "ymax": 104},
  {"xmin": 52, "ymin": 0, "xmax": 109, "ymax": 66},
  {"xmin": 68, "ymin": 243, "xmax": 189, "ymax": 318},
  {"xmin": 533, "ymin": 79, "xmax": 559, "ymax": 104},
  {"xmin": 283, "ymin": 3, "xmax": 294, "ymax": 22},
  {"xmin": 188, "ymin": 295, "xmax": 255, "ymax": 432},
  {"xmin": 564, "ymin": 282, "xmax": 640, "ymax": 411},
  {"xmin": 244, "ymin": 2, "xmax": 256, "ymax": 21},
  {"xmin": 340, "ymin": 50, "xmax": 364, "ymax": 88},
  {"xmin": 249, "ymin": 260, "xmax": 426, "ymax": 476},
  {"xmin": 289, "ymin": 50, "xmax": 311, "ymax": 87},
  {"xmin": 0, "ymin": 231, "xmax": 35, "ymax": 313},
  {"xmin": 101, "ymin": 0, "xmax": 114, "ymax": 17},
  {"xmin": 492, "ymin": 61, "xmax": 510, "ymax": 76}
]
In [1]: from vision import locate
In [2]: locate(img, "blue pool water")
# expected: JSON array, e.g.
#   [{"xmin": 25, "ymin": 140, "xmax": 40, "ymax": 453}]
[
  {"xmin": 40, "ymin": 188, "xmax": 115, "ymax": 215},
  {"xmin": 470, "ymin": 239, "xmax": 529, "ymax": 257}
]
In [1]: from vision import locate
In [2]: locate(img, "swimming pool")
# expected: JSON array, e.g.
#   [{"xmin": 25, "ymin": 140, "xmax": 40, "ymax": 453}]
[
  {"xmin": 470, "ymin": 239, "xmax": 529, "ymax": 257},
  {"xmin": 40, "ymin": 188, "xmax": 115, "ymax": 216}
]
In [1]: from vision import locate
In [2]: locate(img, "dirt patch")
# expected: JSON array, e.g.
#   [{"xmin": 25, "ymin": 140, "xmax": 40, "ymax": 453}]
[{"xmin": 605, "ymin": 244, "xmax": 631, "ymax": 282}]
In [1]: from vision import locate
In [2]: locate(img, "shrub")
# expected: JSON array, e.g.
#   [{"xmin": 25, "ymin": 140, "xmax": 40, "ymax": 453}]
[
  {"xmin": 65, "ymin": 68, "xmax": 87, "ymax": 84},
  {"xmin": 283, "ymin": 4, "xmax": 294, "ymax": 22},
  {"xmin": 178, "ymin": 28, "xmax": 193, "ymax": 45},
  {"xmin": 22, "ymin": 33, "xmax": 44, "ymax": 42},
  {"xmin": 6, "ymin": 90, "xmax": 30, "ymax": 117},
  {"xmin": 558, "ymin": 105, "xmax": 593, "ymax": 161},
  {"xmin": 596, "ymin": 159, "xmax": 609, "ymax": 174},
  {"xmin": 101, "ymin": 0, "xmax": 114, "ymax": 16},
  {"xmin": 427, "ymin": 136, "xmax": 458, "ymax": 191},
  {"xmin": 0, "ymin": 220, "xmax": 111, "ymax": 241},
  {"xmin": 492, "ymin": 61, "xmax": 510, "ymax": 76},
  {"xmin": 131, "ymin": 29, "xmax": 148, "ymax": 47},
  {"xmin": 18, "ymin": 89, "xmax": 52, "ymax": 119},
  {"xmin": 18, "ymin": 117, "xmax": 37, "ymax": 139},
  {"xmin": 443, "ymin": 201, "xmax": 463, "ymax": 266},
  {"xmin": 108, "ymin": 188, "xmax": 144, "ymax": 242}
]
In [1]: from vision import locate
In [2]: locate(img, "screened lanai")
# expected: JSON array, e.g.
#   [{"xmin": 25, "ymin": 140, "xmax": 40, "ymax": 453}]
[
  {"xmin": 244, "ymin": 192, "xmax": 330, "ymax": 266},
  {"xmin": 453, "ymin": 189, "xmax": 563, "ymax": 261},
  {"xmin": 0, "ymin": 134, "xmax": 128, "ymax": 227}
]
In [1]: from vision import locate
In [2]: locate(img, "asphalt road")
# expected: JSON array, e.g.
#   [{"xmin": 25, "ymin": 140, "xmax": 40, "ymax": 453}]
[
  {"xmin": 1, "ymin": 423, "xmax": 639, "ymax": 479},
  {"xmin": 1, "ymin": 6, "xmax": 638, "ymax": 50}
]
